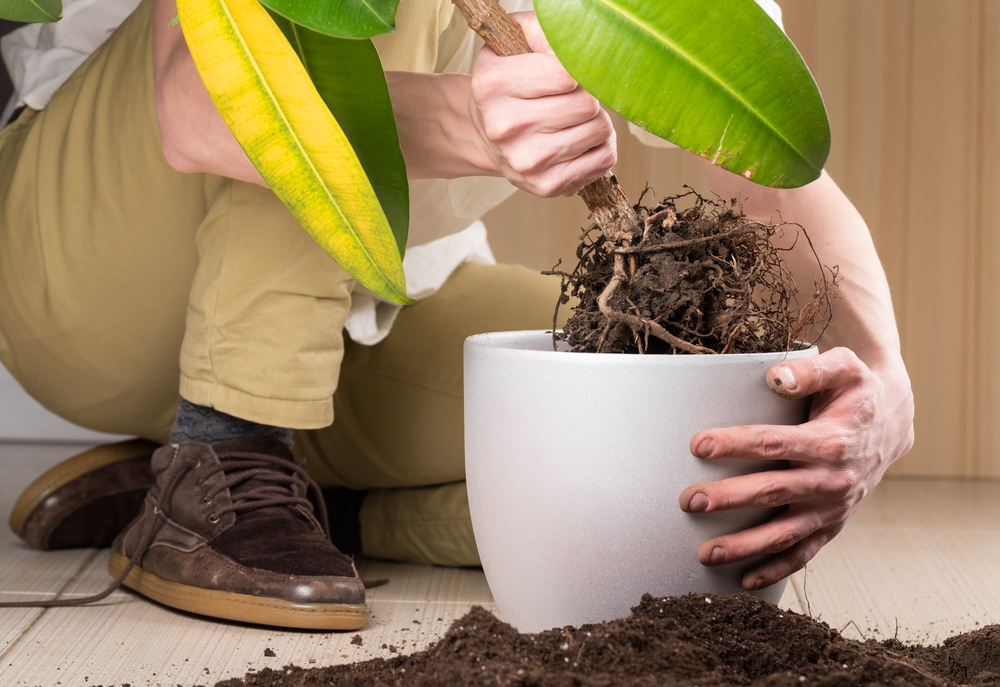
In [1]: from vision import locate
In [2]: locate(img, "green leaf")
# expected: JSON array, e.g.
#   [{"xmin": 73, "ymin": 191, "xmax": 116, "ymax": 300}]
[
  {"xmin": 258, "ymin": 0, "xmax": 399, "ymax": 39},
  {"xmin": 535, "ymin": 0, "xmax": 830, "ymax": 188},
  {"xmin": 0, "ymin": 0, "xmax": 60, "ymax": 22},
  {"xmin": 269, "ymin": 11, "xmax": 408, "ymax": 257},
  {"xmin": 178, "ymin": 0, "xmax": 411, "ymax": 303}
]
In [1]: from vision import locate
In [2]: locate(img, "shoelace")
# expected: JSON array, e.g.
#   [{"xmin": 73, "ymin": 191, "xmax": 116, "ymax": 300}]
[
  {"xmin": 200, "ymin": 449, "xmax": 329, "ymax": 536},
  {"xmin": 0, "ymin": 446, "xmax": 327, "ymax": 609}
]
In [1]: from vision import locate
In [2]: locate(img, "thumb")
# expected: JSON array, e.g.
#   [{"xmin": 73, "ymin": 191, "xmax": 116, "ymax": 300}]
[
  {"xmin": 766, "ymin": 363, "xmax": 803, "ymax": 399},
  {"xmin": 766, "ymin": 347, "xmax": 867, "ymax": 399}
]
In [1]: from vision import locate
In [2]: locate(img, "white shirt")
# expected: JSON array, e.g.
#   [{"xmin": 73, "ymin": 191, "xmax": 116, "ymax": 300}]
[{"xmin": 0, "ymin": 0, "xmax": 783, "ymax": 344}]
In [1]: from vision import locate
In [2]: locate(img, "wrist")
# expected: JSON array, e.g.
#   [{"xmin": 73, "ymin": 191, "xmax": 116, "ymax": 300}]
[{"xmin": 386, "ymin": 71, "xmax": 500, "ymax": 180}]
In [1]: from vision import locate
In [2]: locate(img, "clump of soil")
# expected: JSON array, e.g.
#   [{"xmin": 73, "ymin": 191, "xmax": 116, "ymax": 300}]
[
  {"xmin": 548, "ymin": 188, "xmax": 835, "ymax": 355},
  {"xmin": 214, "ymin": 594, "xmax": 1000, "ymax": 687}
]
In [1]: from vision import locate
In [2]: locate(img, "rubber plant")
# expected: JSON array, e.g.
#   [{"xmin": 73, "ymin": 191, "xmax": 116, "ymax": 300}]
[{"xmin": 0, "ymin": 0, "xmax": 829, "ymax": 305}]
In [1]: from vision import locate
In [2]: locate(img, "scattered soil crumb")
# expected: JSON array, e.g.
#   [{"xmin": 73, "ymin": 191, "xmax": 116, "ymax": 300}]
[
  {"xmin": 263, "ymin": 648, "xmax": 276, "ymax": 658},
  {"xmin": 212, "ymin": 594, "xmax": 1000, "ymax": 686},
  {"xmin": 350, "ymin": 635, "xmax": 363, "ymax": 646}
]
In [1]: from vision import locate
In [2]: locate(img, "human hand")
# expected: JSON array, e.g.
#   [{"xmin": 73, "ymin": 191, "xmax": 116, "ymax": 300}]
[
  {"xmin": 678, "ymin": 347, "xmax": 914, "ymax": 590},
  {"xmin": 468, "ymin": 12, "xmax": 617, "ymax": 197}
]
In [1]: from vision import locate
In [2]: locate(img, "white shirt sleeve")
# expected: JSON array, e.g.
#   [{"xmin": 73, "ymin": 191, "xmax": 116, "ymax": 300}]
[{"xmin": 0, "ymin": 0, "xmax": 142, "ymax": 125}]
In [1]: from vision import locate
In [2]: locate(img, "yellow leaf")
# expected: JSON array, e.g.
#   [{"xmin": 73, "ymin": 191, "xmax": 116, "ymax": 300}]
[{"xmin": 177, "ymin": 0, "xmax": 411, "ymax": 303}]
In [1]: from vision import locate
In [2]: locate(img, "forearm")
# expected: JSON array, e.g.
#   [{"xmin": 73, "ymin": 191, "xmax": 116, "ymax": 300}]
[
  {"xmin": 386, "ymin": 71, "xmax": 499, "ymax": 180},
  {"xmin": 151, "ymin": 3, "xmax": 612, "ymax": 196}
]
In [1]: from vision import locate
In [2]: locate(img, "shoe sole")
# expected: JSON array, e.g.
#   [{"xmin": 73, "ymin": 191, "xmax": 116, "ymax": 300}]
[
  {"xmin": 9, "ymin": 438, "xmax": 161, "ymax": 539},
  {"xmin": 108, "ymin": 552, "xmax": 369, "ymax": 630}
]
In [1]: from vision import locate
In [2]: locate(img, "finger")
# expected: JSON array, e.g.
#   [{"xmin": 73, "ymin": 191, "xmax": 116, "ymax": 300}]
[
  {"xmin": 679, "ymin": 467, "xmax": 826, "ymax": 513},
  {"xmin": 505, "ymin": 112, "xmax": 614, "ymax": 173},
  {"xmin": 689, "ymin": 422, "xmax": 829, "ymax": 464},
  {"xmin": 517, "ymin": 138, "xmax": 617, "ymax": 198},
  {"xmin": 740, "ymin": 529, "xmax": 834, "ymax": 591},
  {"xmin": 486, "ymin": 87, "xmax": 604, "ymax": 139},
  {"xmin": 696, "ymin": 508, "xmax": 823, "ymax": 568},
  {"xmin": 766, "ymin": 346, "xmax": 867, "ymax": 400},
  {"xmin": 555, "ymin": 140, "xmax": 617, "ymax": 196}
]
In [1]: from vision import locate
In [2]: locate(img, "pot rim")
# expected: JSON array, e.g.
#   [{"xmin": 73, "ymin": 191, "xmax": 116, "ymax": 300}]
[{"xmin": 465, "ymin": 330, "xmax": 817, "ymax": 367}]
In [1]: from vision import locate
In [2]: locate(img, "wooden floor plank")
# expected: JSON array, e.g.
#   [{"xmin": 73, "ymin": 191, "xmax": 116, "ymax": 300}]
[{"xmin": 3, "ymin": 440, "xmax": 1000, "ymax": 685}]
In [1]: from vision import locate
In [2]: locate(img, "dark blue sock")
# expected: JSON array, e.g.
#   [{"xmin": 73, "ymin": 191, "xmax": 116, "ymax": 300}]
[{"xmin": 169, "ymin": 398, "xmax": 293, "ymax": 448}]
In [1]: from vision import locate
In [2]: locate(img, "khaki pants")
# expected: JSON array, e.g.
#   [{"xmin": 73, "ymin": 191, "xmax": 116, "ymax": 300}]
[{"xmin": 0, "ymin": 0, "xmax": 562, "ymax": 566}]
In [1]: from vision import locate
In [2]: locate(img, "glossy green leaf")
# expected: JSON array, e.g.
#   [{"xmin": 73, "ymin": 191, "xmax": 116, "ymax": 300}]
[
  {"xmin": 258, "ymin": 0, "xmax": 399, "ymax": 39},
  {"xmin": 535, "ymin": 0, "xmax": 830, "ymax": 188},
  {"xmin": 178, "ymin": 0, "xmax": 411, "ymax": 303},
  {"xmin": 269, "ymin": 11, "xmax": 408, "ymax": 256},
  {"xmin": 0, "ymin": 0, "xmax": 60, "ymax": 22}
]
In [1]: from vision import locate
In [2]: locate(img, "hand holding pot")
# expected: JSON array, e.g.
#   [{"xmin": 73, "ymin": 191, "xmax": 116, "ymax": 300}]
[
  {"xmin": 683, "ymin": 166, "xmax": 916, "ymax": 592},
  {"xmin": 679, "ymin": 347, "xmax": 915, "ymax": 591},
  {"xmin": 467, "ymin": 12, "xmax": 617, "ymax": 198}
]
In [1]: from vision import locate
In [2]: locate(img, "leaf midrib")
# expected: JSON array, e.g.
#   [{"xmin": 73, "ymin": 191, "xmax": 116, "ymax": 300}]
[
  {"xmin": 588, "ymin": 0, "xmax": 817, "ymax": 172},
  {"xmin": 217, "ymin": 0, "xmax": 390, "ymax": 286}
]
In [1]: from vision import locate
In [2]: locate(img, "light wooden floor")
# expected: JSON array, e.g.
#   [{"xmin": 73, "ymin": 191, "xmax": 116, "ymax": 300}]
[{"xmin": 2, "ymin": 443, "xmax": 998, "ymax": 686}]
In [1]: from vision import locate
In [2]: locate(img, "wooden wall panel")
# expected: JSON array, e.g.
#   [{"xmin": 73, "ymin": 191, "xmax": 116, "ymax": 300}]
[
  {"xmin": 483, "ymin": 0, "xmax": 1000, "ymax": 477},
  {"xmin": 974, "ymin": 0, "xmax": 1000, "ymax": 476}
]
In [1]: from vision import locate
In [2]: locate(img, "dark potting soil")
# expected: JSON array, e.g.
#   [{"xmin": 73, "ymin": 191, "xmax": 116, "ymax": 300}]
[
  {"xmin": 213, "ymin": 593, "xmax": 1000, "ymax": 687},
  {"xmin": 550, "ymin": 188, "xmax": 836, "ymax": 355}
]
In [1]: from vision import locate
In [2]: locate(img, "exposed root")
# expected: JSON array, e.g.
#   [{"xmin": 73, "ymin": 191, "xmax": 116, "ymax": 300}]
[{"xmin": 546, "ymin": 187, "xmax": 837, "ymax": 355}]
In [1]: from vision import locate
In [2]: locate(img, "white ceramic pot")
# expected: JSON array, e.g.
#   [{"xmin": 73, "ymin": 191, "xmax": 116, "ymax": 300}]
[{"xmin": 464, "ymin": 330, "xmax": 816, "ymax": 632}]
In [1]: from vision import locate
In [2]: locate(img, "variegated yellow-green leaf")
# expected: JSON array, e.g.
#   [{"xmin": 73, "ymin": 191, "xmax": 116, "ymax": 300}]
[
  {"xmin": 268, "ymin": 11, "xmax": 408, "ymax": 257},
  {"xmin": 177, "ymin": 0, "xmax": 411, "ymax": 303}
]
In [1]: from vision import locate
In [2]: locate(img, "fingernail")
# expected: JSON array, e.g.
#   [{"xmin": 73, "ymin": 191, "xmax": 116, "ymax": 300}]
[
  {"xmin": 688, "ymin": 492, "xmax": 709, "ymax": 512},
  {"xmin": 750, "ymin": 576, "xmax": 766, "ymax": 591},
  {"xmin": 695, "ymin": 438, "xmax": 715, "ymax": 458},
  {"xmin": 772, "ymin": 366, "xmax": 798, "ymax": 392},
  {"xmin": 709, "ymin": 546, "xmax": 726, "ymax": 565}
]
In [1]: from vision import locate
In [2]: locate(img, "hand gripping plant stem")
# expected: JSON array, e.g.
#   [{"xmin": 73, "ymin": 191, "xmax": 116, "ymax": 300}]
[{"xmin": 451, "ymin": 0, "xmax": 642, "ymax": 245}]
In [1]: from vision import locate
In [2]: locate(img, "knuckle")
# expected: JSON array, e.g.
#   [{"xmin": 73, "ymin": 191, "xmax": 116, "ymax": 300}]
[
  {"xmin": 823, "ymin": 472, "xmax": 856, "ymax": 500},
  {"xmin": 816, "ymin": 433, "xmax": 850, "ymax": 464},
  {"xmin": 603, "ymin": 143, "xmax": 618, "ymax": 169},
  {"xmin": 598, "ymin": 111, "xmax": 615, "ymax": 136},
  {"xmin": 709, "ymin": 489, "xmax": 733, "ymax": 511},
  {"xmin": 826, "ymin": 347, "xmax": 867, "ymax": 383},
  {"xmin": 506, "ymin": 149, "xmax": 542, "ymax": 175},
  {"xmin": 575, "ymin": 94, "xmax": 602, "ymax": 121},
  {"xmin": 788, "ymin": 545, "xmax": 815, "ymax": 572},
  {"xmin": 471, "ymin": 70, "xmax": 501, "ymax": 101},
  {"xmin": 756, "ymin": 481, "xmax": 789, "ymax": 508},
  {"xmin": 771, "ymin": 528, "xmax": 801, "ymax": 554},
  {"xmin": 826, "ymin": 499, "xmax": 853, "ymax": 523},
  {"xmin": 532, "ymin": 176, "xmax": 564, "ymax": 199},
  {"xmin": 551, "ymin": 67, "xmax": 578, "ymax": 94},
  {"xmin": 756, "ymin": 430, "xmax": 787, "ymax": 459},
  {"xmin": 482, "ymin": 117, "xmax": 519, "ymax": 145},
  {"xmin": 852, "ymin": 395, "xmax": 878, "ymax": 425}
]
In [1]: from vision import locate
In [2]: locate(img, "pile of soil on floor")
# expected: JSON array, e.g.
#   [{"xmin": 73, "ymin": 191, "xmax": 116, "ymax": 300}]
[
  {"xmin": 550, "ymin": 188, "xmax": 836, "ymax": 355},
  {"xmin": 213, "ymin": 593, "xmax": 1000, "ymax": 687}
]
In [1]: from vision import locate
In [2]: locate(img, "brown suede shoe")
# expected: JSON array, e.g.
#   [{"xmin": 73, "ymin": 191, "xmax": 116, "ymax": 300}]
[
  {"xmin": 109, "ymin": 439, "xmax": 367, "ymax": 630},
  {"xmin": 9, "ymin": 439, "xmax": 159, "ymax": 549}
]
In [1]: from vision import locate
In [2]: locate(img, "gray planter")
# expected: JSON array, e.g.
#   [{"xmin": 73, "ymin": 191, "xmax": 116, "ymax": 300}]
[{"xmin": 464, "ymin": 330, "xmax": 815, "ymax": 632}]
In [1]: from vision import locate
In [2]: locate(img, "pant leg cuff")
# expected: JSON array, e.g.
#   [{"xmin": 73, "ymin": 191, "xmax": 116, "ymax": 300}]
[{"xmin": 180, "ymin": 375, "xmax": 333, "ymax": 430}]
